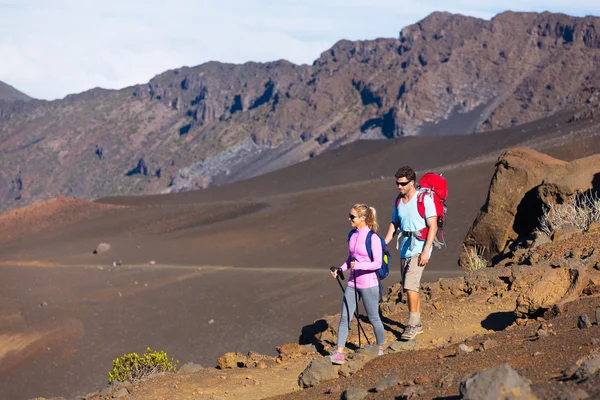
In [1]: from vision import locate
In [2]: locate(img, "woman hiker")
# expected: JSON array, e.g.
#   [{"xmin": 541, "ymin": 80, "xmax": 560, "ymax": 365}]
[{"xmin": 329, "ymin": 203, "xmax": 385, "ymax": 364}]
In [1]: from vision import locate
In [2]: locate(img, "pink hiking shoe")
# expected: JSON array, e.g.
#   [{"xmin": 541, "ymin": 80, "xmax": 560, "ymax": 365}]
[{"xmin": 329, "ymin": 351, "xmax": 345, "ymax": 364}]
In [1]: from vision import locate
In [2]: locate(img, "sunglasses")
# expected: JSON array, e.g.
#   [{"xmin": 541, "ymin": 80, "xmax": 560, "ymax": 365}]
[
  {"xmin": 349, "ymin": 213, "xmax": 359, "ymax": 220},
  {"xmin": 396, "ymin": 180, "xmax": 412, "ymax": 187}
]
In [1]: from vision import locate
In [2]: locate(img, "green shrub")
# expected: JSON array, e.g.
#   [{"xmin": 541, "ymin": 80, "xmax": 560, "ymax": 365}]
[
  {"xmin": 108, "ymin": 347, "xmax": 179, "ymax": 384},
  {"xmin": 462, "ymin": 244, "xmax": 488, "ymax": 272}
]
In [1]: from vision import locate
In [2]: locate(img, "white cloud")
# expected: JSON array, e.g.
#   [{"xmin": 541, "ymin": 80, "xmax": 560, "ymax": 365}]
[{"xmin": 0, "ymin": 0, "xmax": 599, "ymax": 100}]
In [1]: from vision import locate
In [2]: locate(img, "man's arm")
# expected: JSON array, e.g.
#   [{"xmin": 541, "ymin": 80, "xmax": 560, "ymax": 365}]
[
  {"xmin": 384, "ymin": 222, "xmax": 399, "ymax": 245},
  {"xmin": 418, "ymin": 216, "xmax": 438, "ymax": 266}
]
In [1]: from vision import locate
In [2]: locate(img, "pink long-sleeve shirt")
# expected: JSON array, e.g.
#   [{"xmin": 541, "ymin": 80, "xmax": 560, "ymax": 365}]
[{"xmin": 339, "ymin": 226, "xmax": 383, "ymax": 289}]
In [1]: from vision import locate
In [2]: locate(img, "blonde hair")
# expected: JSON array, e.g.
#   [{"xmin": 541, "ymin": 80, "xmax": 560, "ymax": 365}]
[{"xmin": 353, "ymin": 203, "xmax": 378, "ymax": 231}]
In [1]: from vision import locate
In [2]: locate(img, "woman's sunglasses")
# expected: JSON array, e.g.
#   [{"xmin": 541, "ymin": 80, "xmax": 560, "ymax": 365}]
[{"xmin": 349, "ymin": 213, "xmax": 359, "ymax": 220}]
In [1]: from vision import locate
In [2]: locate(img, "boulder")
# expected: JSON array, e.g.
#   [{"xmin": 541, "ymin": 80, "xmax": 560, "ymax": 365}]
[
  {"xmin": 460, "ymin": 148, "xmax": 565, "ymax": 266},
  {"xmin": 459, "ymin": 363, "xmax": 537, "ymax": 400},
  {"xmin": 298, "ymin": 358, "xmax": 337, "ymax": 388},
  {"xmin": 460, "ymin": 148, "xmax": 600, "ymax": 267}
]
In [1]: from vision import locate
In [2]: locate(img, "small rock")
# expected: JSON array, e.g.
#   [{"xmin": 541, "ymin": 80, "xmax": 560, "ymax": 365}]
[
  {"xmin": 375, "ymin": 375, "xmax": 400, "ymax": 392},
  {"xmin": 481, "ymin": 339, "xmax": 499, "ymax": 351},
  {"xmin": 552, "ymin": 224, "xmax": 581, "ymax": 241},
  {"xmin": 388, "ymin": 340, "xmax": 418, "ymax": 353},
  {"xmin": 563, "ymin": 364, "xmax": 580, "ymax": 379},
  {"xmin": 435, "ymin": 372, "xmax": 453, "ymax": 388},
  {"xmin": 458, "ymin": 343, "xmax": 474, "ymax": 354},
  {"xmin": 179, "ymin": 362, "xmax": 203, "ymax": 374},
  {"xmin": 338, "ymin": 359, "xmax": 365, "ymax": 377},
  {"xmin": 537, "ymin": 329, "xmax": 551, "ymax": 338},
  {"xmin": 595, "ymin": 307, "xmax": 600, "ymax": 325},
  {"xmin": 39, "ymin": 301, "xmax": 48, "ymax": 308},
  {"xmin": 217, "ymin": 352, "xmax": 247, "ymax": 369},
  {"xmin": 432, "ymin": 302, "xmax": 441, "ymax": 310},
  {"xmin": 298, "ymin": 358, "xmax": 337, "ymax": 388},
  {"xmin": 94, "ymin": 243, "xmax": 111, "ymax": 254},
  {"xmin": 112, "ymin": 388, "xmax": 129, "ymax": 398},
  {"xmin": 112, "ymin": 260, "xmax": 123, "ymax": 267},
  {"xmin": 277, "ymin": 343, "xmax": 308, "ymax": 358},
  {"xmin": 341, "ymin": 387, "xmax": 368, "ymax": 400},
  {"xmin": 528, "ymin": 252, "xmax": 541, "ymax": 264},
  {"xmin": 401, "ymin": 386, "xmax": 419, "ymax": 399},
  {"xmin": 460, "ymin": 363, "xmax": 535, "ymax": 400},
  {"xmin": 149, "ymin": 260, "xmax": 156, "ymax": 265},
  {"xmin": 578, "ymin": 314, "xmax": 593, "ymax": 329},
  {"xmin": 208, "ymin": 319, "xmax": 215, "ymax": 324},
  {"xmin": 565, "ymin": 388, "xmax": 590, "ymax": 399},
  {"xmin": 302, "ymin": 344, "xmax": 317, "ymax": 353},
  {"xmin": 575, "ymin": 357, "xmax": 600, "ymax": 379},
  {"xmin": 356, "ymin": 344, "xmax": 380, "ymax": 357},
  {"xmin": 257, "ymin": 362, "xmax": 267, "ymax": 369},
  {"xmin": 533, "ymin": 352, "xmax": 543, "ymax": 357},
  {"xmin": 414, "ymin": 376, "xmax": 429, "ymax": 384}
]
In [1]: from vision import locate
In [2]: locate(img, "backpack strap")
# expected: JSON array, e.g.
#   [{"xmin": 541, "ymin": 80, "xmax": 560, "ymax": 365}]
[
  {"xmin": 347, "ymin": 228, "xmax": 358, "ymax": 242},
  {"xmin": 366, "ymin": 231, "xmax": 375, "ymax": 262}
]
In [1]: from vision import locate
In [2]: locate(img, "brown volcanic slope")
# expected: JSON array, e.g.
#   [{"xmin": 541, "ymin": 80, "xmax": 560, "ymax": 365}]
[
  {"xmin": 1, "ymin": 110, "xmax": 600, "ymax": 399},
  {"xmin": 1, "ymin": 11, "xmax": 600, "ymax": 212},
  {"xmin": 0, "ymin": 80, "xmax": 31, "ymax": 102}
]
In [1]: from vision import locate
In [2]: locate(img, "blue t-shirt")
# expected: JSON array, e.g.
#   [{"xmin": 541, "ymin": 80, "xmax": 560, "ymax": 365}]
[{"xmin": 391, "ymin": 191, "xmax": 437, "ymax": 258}]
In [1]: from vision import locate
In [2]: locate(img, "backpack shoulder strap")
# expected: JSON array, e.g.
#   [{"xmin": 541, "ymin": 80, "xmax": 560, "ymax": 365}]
[
  {"xmin": 347, "ymin": 228, "xmax": 358, "ymax": 243},
  {"xmin": 366, "ymin": 230, "xmax": 374, "ymax": 262},
  {"xmin": 416, "ymin": 189, "xmax": 427, "ymax": 219},
  {"xmin": 395, "ymin": 194, "xmax": 402, "ymax": 208}
]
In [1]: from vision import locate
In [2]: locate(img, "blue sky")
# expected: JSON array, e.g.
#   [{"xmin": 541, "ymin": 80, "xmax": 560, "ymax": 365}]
[{"xmin": 1, "ymin": 0, "xmax": 599, "ymax": 100}]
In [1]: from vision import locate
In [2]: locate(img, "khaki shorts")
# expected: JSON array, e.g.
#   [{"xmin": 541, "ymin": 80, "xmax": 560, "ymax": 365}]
[{"xmin": 400, "ymin": 255, "xmax": 424, "ymax": 292}]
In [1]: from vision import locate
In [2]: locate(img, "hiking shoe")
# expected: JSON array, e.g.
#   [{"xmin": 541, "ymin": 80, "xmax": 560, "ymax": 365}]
[
  {"xmin": 401, "ymin": 324, "xmax": 424, "ymax": 341},
  {"xmin": 378, "ymin": 348, "xmax": 384, "ymax": 356},
  {"xmin": 329, "ymin": 351, "xmax": 345, "ymax": 364}
]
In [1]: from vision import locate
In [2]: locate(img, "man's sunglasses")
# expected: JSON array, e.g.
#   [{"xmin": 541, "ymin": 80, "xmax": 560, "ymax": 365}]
[
  {"xmin": 396, "ymin": 180, "xmax": 412, "ymax": 187},
  {"xmin": 349, "ymin": 214, "xmax": 359, "ymax": 220}
]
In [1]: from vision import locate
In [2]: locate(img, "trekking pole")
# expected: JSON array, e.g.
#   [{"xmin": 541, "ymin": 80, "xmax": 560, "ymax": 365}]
[
  {"xmin": 353, "ymin": 265, "xmax": 362, "ymax": 348},
  {"xmin": 331, "ymin": 267, "xmax": 370, "ymax": 344}
]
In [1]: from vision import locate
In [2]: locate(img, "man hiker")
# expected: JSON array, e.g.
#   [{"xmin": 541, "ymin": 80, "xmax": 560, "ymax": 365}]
[{"xmin": 384, "ymin": 166, "xmax": 437, "ymax": 341}]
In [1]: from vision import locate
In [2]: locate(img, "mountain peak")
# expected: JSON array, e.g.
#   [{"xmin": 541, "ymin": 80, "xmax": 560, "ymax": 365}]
[{"xmin": 0, "ymin": 80, "xmax": 31, "ymax": 102}]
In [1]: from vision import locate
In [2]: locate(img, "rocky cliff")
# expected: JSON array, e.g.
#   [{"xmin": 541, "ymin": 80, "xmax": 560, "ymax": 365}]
[{"xmin": 2, "ymin": 11, "xmax": 600, "ymax": 211}]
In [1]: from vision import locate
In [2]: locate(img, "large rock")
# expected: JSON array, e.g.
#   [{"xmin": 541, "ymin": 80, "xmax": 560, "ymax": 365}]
[
  {"xmin": 217, "ymin": 352, "xmax": 248, "ymax": 369},
  {"xmin": 459, "ymin": 363, "xmax": 537, "ymax": 400},
  {"xmin": 297, "ymin": 358, "xmax": 337, "ymax": 388},
  {"xmin": 461, "ymin": 148, "xmax": 600, "ymax": 267},
  {"xmin": 514, "ymin": 264, "xmax": 589, "ymax": 317}
]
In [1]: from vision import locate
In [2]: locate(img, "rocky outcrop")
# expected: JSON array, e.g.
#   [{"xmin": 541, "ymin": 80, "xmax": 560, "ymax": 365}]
[{"xmin": 460, "ymin": 148, "xmax": 600, "ymax": 266}]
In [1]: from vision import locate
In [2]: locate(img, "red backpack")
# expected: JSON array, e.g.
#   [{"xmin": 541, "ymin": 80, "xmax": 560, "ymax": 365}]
[{"xmin": 395, "ymin": 172, "xmax": 447, "ymax": 248}]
